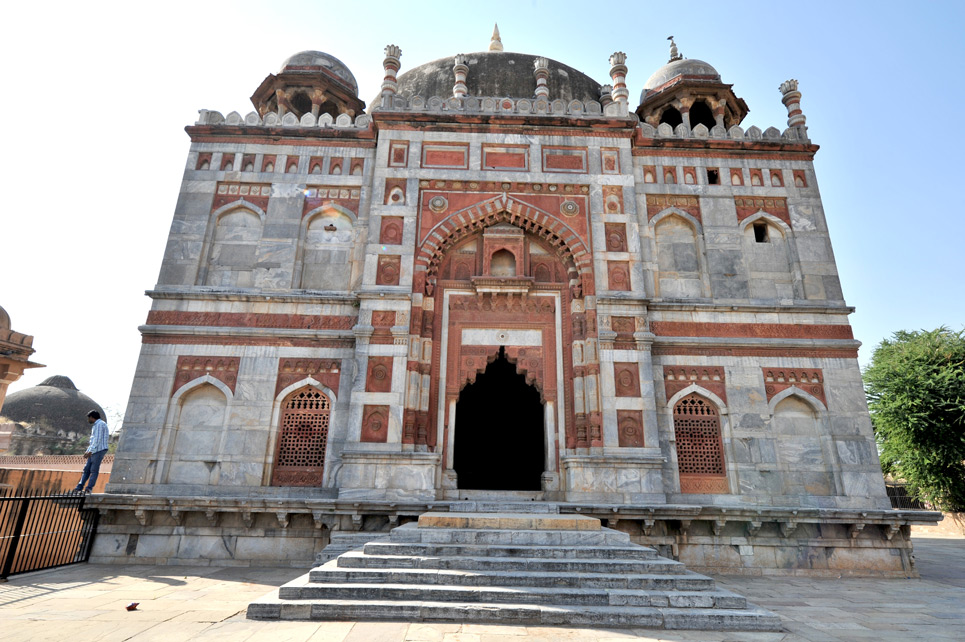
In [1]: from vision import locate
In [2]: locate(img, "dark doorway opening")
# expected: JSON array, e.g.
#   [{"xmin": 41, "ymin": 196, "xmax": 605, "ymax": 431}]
[{"xmin": 454, "ymin": 347, "xmax": 544, "ymax": 490}]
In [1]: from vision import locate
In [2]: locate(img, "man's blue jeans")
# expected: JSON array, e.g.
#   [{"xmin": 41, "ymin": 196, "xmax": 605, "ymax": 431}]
[{"xmin": 75, "ymin": 449, "xmax": 108, "ymax": 492}]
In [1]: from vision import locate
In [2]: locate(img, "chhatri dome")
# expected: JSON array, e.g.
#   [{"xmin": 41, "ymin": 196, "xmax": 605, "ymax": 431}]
[
  {"xmin": 0, "ymin": 304, "xmax": 10, "ymax": 331},
  {"xmin": 278, "ymin": 50, "xmax": 360, "ymax": 96}
]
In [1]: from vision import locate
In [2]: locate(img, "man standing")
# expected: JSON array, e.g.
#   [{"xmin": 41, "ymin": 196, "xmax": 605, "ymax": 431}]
[{"xmin": 74, "ymin": 410, "xmax": 109, "ymax": 494}]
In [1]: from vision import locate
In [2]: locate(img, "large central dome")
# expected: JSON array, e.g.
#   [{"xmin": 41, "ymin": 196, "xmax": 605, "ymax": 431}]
[{"xmin": 392, "ymin": 52, "xmax": 602, "ymax": 102}]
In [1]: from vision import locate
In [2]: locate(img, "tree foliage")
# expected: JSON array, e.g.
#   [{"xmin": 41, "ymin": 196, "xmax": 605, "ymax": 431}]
[{"xmin": 864, "ymin": 327, "xmax": 965, "ymax": 511}]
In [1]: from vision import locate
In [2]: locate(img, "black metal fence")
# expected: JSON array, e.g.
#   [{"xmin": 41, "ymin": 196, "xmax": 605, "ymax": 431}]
[
  {"xmin": 885, "ymin": 482, "xmax": 929, "ymax": 510},
  {"xmin": 0, "ymin": 493, "xmax": 99, "ymax": 580}
]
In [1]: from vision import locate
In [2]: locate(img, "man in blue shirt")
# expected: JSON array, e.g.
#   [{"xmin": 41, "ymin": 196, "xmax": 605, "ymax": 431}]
[{"xmin": 74, "ymin": 410, "xmax": 109, "ymax": 494}]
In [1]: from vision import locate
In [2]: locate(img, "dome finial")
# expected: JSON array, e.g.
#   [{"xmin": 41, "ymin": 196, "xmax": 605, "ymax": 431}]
[
  {"xmin": 668, "ymin": 35, "xmax": 682, "ymax": 62},
  {"xmin": 490, "ymin": 23, "xmax": 504, "ymax": 51}
]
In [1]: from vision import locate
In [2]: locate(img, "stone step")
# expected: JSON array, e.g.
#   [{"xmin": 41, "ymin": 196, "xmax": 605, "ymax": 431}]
[
  {"xmin": 279, "ymin": 581, "xmax": 748, "ymax": 609},
  {"xmin": 308, "ymin": 566, "xmax": 717, "ymax": 591},
  {"xmin": 363, "ymin": 541, "xmax": 658, "ymax": 560},
  {"xmin": 314, "ymin": 532, "xmax": 390, "ymax": 565},
  {"xmin": 389, "ymin": 524, "xmax": 631, "ymax": 546},
  {"xmin": 336, "ymin": 551, "xmax": 688, "ymax": 575},
  {"xmin": 445, "ymin": 501, "xmax": 559, "ymax": 514},
  {"xmin": 417, "ymin": 512, "xmax": 600, "ymax": 531},
  {"xmin": 247, "ymin": 596, "xmax": 782, "ymax": 631}
]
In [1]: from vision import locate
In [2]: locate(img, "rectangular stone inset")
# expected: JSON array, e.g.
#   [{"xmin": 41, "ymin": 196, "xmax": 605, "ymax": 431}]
[
  {"xmin": 388, "ymin": 140, "xmax": 408, "ymax": 168},
  {"xmin": 422, "ymin": 143, "xmax": 469, "ymax": 169},
  {"xmin": 366, "ymin": 357, "xmax": 393, "ymax": 393},
  {"xmin": 542, "ymin": 147, "xmax": 587, "ymax": 173},
  {"xmin": 482, "ymin": 145, "xmax": 529, "ymax": 171},
  {"xmin": 417, "ymin": 512, "xmax": 601, "ymax": 531},
  {"xmin": 360, "ymin": 404, "xmax": 389, "ymax": 443},
  {"xmin": 461, "ymin": 329, "xmax": 542, "ymax": 346},
  {"xmin": 617, "ymin": 410, "xmax": 645, "ymax": 447},
  {"xmin": 376, "ymin": 255, "xmax": 401, "ymax": 285}
]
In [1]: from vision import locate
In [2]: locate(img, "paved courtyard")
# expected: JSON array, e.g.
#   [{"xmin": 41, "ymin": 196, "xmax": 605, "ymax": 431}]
[{"xmin": 0, "ymin": 534, "xmax": 961, "ymax": 641}]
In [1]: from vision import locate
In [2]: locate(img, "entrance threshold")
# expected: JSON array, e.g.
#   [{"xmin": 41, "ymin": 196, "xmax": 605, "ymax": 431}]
[{"xmin": 444, "ymin": 489, "xmax": 544, "ymax": 502}]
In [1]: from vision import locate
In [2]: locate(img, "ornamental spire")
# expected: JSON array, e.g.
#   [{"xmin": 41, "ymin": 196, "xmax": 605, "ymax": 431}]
[
  {"xmin": 668, "ymin": 35, "xmax": 682, "ymax": 62},
  {"xmin": 490, "ymin": 23, "xmax": 504, "ymax": 51}
]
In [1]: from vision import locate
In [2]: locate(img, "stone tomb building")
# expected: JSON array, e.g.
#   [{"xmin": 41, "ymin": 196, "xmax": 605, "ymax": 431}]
[{"xmin": 99, "ymin": 36, "xmax": 935, "ymax": 575}]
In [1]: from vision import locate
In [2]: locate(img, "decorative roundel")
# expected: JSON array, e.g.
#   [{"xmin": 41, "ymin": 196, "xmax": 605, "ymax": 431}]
[
  {"xmin": 618, "ymin": 371, "xmax": 634, "ymax": 387},
  {"xmin": 581, "ymin": 186, "xmax": 589, "ymax": 193},
  {"xmin": 497, "ymin": 331, "xmax": 508, "ymax": 341},
  {"xmin": 560, "ymin": 200, "xmax": 579, "ymax": 217},
  {"xmin": 533, "ymin": 184, "xmax": 542, "ymax": 191},
  {"xmin": 428, "ymin": 195, "xmax": 448, "ymax": 213},
  {"xmin": 501, "ymin": 182, "xmax": 512, "ymax": 191},
  {"xmin": 622, "ymin": 422, "xmax": 638, "ymax": 436},
  {"xmin": 765, "ymin": 385, "xmax": 775, "ymax": 395},
  {"xmin": 466, "ymin": 358, "xmax": 474, "ymax": 367},
  {"xmin": 372, "ymin": 364, "xmax": 388, "ymax": 380},
  {"xmin": 605, "ymin": 195, "xmax": 621, "ymax": 212},
  {"xmin": 607, "ymin": 232, "xmax": 624, "ymax": 251},
  {"xmin": 548, "ymin": 184, "xmax": 558, "ymax": 192},
  {"xmin": 469, "ymin": 181, "xmax": 479, "ymax": 189},
  {"xmin": 370, "ymin": 413, "xmax": 385, "ymax": 432}
]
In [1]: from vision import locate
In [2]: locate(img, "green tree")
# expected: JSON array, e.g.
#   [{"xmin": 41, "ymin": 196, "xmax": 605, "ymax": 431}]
[{"xmin": 864, "ymin": 327, "xmax": 965, "ymax": 511}]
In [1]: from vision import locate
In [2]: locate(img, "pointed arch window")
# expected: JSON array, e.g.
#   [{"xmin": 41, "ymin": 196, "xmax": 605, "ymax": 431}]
[
  {"xmin": 673, "ymin": 393, "xmax": 728, "ymax": 493},
  {"xmin": 270, "ymin": 386, "xmax": 331, "ymax": 487}
]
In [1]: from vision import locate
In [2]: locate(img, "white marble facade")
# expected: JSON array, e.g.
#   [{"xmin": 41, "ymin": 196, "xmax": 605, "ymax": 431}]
[{"xmin": 107, "ymin": 44, "xmax": 890, "ymax": 517}]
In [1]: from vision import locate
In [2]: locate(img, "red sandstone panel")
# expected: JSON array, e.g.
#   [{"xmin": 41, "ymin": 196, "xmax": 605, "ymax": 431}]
[
  {"xmin": 602, "ymin": 186, "xmax": 624, "ymax": 214},
  {"xmin": 663, "ymin": 366, "xmax": 727, "ymax": 403},
  {"xmin": 617, "ymin": 410, "xmax": 645, "ymax": 447},
  {"xmin": 376, "ymin": 255, "xmax": 402, "ymax": 285},
  {"xmin": 604, "ymin": 223, "xmax": 628, "ymax": 252},
  {"xmin": 379, "ymin": 216, "xmax": 404, "ymax": 245},
  {"xmin": 483, "ymin": 145, "xmax": 529, "ymax": 170},
  {"xmin": 275, "ymin": 358, "xmax": 341, "ymax": 397},
  {"xmin": 645, "ymin": 194, "xmax": 701, "ymax": 223},
  {"xmin": 147, "ymin": 311, "xmax": 355, "ymax": 330},
  {"xmin": 388, "ymin": 141, "xmax": 408, "ymax": 168},
  {"xmin": 762, "ymin": 367, "xmax": 826, "ymax": 407},
  {"xmin": 302, "ymin": 186, "xmax": 361, "ymax": 218},
  {"xmin": 213, "ymin": 182, "xmax": 271, "ymax": 211},
  {"xmin": 422, "ymin": 144, "xmax": 469, "ymax": 169},
  {"xmin": 601, "ymin": 148, "xmax": 620, "ymax": 174},
  {"xmin": 734, "ymin": 196, "xmax": 791, "ymax": 227},
  {"xmin": 542, "ymin": 147, "xmax": 587, "ymax": 173},
  {"xmin": 650, "ymin": 321, "xmax": 853, "ymax": 340},
  {"xmin": 172, "ymin": 356, "xmax": 240, "ymax": 395},
  {"xmin": 366, "ymin": 357, "xmax": 394, "ymax": 393},
  {"xmin": 607, "ymin": 261, "xmax": 631, "ymax": 291},
  {"xmin": 613, "ymin": 362, "xmax": 640, "ymax": 397},
  {"xmin": 360, "ymin": 405, "xmax": 390, "ymax": 443},
  {"xmin": 384, "ymin": 178, "xmax": 406, "ymax": 205}
]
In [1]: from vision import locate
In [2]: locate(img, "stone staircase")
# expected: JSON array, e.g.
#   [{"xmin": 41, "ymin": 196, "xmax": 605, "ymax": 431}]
[{"xmin": 248, "ymin": 508, "xmax": 782, "ymax": 631}]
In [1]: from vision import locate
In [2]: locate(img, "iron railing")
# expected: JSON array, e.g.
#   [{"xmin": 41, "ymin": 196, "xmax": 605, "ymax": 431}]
[
  {"xmin": 0, "ymin": 493, "xmax": 99, "ymax": 580},
  {"xmin": 885, "ymin": 482, "xmax": 929, "ymax": 510}
]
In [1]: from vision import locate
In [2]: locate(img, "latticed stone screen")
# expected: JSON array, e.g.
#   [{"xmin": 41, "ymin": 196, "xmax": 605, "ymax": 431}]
[
  {"xmin": 270, "ymin": 387, "xmax": 330, "ymax": 487},
  {"xmin": 673, "ymin": 393, "xmax": 728, "ymax": 494}
]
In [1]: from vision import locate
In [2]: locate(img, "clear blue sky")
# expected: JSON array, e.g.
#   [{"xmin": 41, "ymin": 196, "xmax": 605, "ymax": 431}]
[{"xmin": 3, "ymin": 1, "xmax": 963, "ymax": 424}]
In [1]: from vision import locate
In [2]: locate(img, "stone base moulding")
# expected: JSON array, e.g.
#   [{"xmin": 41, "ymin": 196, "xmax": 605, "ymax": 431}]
[{"xmin": 86, "ymin": 495, "xmax": 939, "ymax": 576}]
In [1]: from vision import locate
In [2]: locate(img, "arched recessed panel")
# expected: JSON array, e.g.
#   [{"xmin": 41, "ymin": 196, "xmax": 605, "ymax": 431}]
[
  {"xmin": 673, "ymin": 393, "xmax": 728, "ymax": 494},
  {"xmin": 773, "ymin": 395, "xmax": 832, "ymax": 496},
  {"xmin": 205, "ymin": 209, "xmax": 263, "ymax": 287},
  {"xmin": 271, "ymin": 386, "xmax": 331, "ymax": 487},
  {"xmin": 165, "ymin": 384, "xmax": 226, "ymax": 485},
  {"xmin": 654, "ymin": 215, "xmax": 703, "ymax": 298},
  {"xmin": 301, "ymin": 211, "xmax": 354, "ymax": 290},
  {"xmin": 743, "ymin": 219, "xmax": 793, "ymax": 299},
  {"xmin": 490, "ymin": 249, "xmax": 516, "ymax": 277}
]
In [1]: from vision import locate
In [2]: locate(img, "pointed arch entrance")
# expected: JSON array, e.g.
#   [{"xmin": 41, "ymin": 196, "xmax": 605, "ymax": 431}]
[{"xmin": 454, "ymin": 348, "xmax": 544, "ymax": 490}]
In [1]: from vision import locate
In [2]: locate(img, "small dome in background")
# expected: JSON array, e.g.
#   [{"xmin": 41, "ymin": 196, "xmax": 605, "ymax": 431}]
[
  {"xmin": 279, "ymin": 50, "xmax": 359, "ymax": 95},
  {"xmin": 0, "ymin": 305, "xmax": 9, "ymax": 330},
  {"xmin": 2, "ymin": 375, "xmax": 107, "ymax": 433}
]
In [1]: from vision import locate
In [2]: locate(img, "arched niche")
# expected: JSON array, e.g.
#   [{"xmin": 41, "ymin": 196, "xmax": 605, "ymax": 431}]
[
  {"xmin": 740, "ymin": 213, "xmax": 801, "ymax": 300},
  {"xmin": 202, "ymin": 206, "xmax": 264, "ymax": 287},
  {"xmin": 651, "ymin": 211, "xmax": 708, "ymax": 298},
  {"xmin": 162, "ymin": 382, "xmax": 229, "ymax": 486},
  {"xmin": 295, "ymin": 205, "xmax": 357, "ymax": 291}
]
